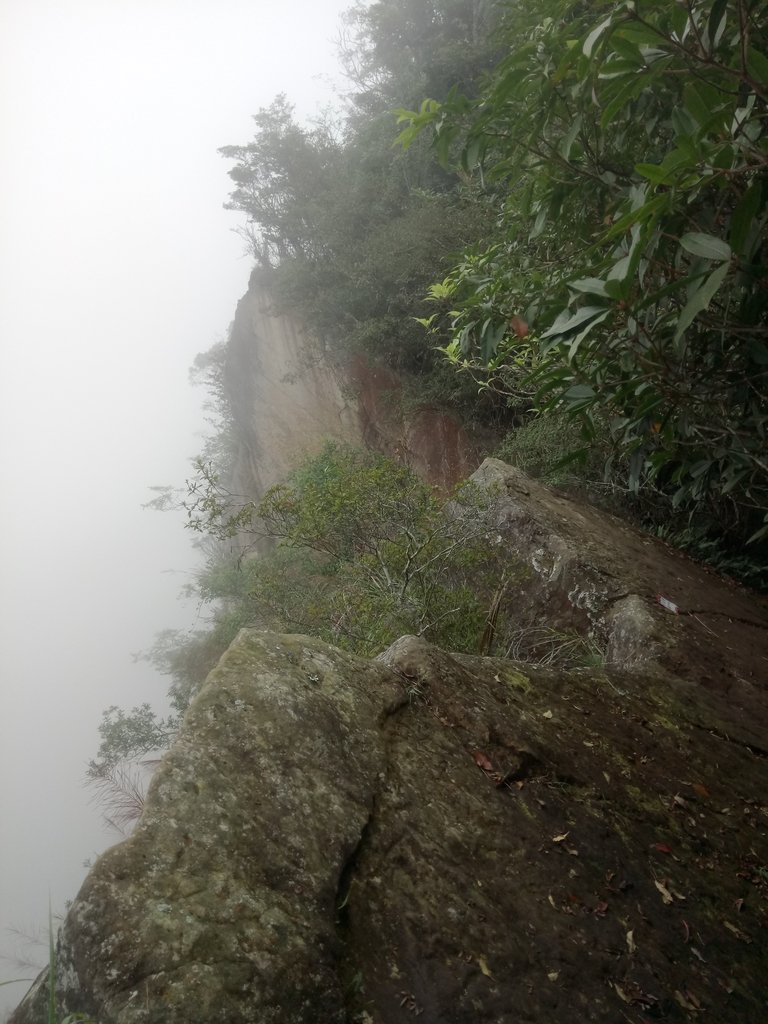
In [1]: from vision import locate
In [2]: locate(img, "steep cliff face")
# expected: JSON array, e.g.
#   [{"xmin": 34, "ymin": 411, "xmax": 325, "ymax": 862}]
[
  {"xmin": 224, "ymin": 279, "xmax": 485, "ymax": 502},
  {"xmin": 224, "ymin": 283, "xmax": 361, "ymax": 501}
]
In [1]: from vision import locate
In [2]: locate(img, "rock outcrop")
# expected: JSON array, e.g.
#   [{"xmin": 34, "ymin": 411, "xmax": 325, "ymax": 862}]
[
  {"xmin": 470, "ymin": 460, "xmax": 768, "ymax": 711},
  {"xmin": 12, "ymin": 623, "xmax": 768, "ymax": 1023}
]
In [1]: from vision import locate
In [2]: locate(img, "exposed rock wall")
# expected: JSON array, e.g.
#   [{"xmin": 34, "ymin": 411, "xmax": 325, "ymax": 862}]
[
  {"xmin": 224, "ymin": 280, "xmax": 485, "ymax": 504},
  {"xmin": 224, "ymin": 283, "xmax": 361, "ymax": 502},
  {"xmin": 12, "ymin": 629, "xmax": 768, "ymax": 1024}
]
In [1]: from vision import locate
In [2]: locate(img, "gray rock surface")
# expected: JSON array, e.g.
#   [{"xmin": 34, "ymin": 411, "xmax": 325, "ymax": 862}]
[
  {"xmin": 11, "ymin": 629, "xmax": 768, "ymax": 1024},
  {"xmin": 471, "ymin": 459, "xmax": 768, "ymax": 701}
]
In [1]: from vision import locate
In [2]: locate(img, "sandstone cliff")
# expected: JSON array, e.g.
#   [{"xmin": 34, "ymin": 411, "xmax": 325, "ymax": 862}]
[{"xmin": 223, "ymin": 277, "xmax": 486, "ymax": 503}]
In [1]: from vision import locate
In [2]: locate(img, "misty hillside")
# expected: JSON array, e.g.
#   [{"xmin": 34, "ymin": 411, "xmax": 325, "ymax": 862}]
[
  {"xmin": 6, "ymin": 2, "xmax": 766, "ymax": 1021},
  {"xmin": 87, "ymin": 0, "xmax": 768, "ymax": 775}
]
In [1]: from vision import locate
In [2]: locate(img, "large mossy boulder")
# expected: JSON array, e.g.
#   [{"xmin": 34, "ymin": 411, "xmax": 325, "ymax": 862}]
[{"xmin": 12, "ymin": 627, "xmax": 768, "ymax": 1024}]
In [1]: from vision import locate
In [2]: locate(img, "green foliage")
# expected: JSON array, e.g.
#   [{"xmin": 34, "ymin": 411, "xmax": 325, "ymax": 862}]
[
  {"xmin": 218, "ymin": 2, "xmax": 503, "ymax": 386},
  {"xmin": 88, "ymin": 703, "xmax": 178, "ymax": 776},
  {"xmin": 181, "ymin": 458, "xmax": 257, "ymax": 541},
  {"xmin": 399, "ymin": 0, "xmax": 768, "ymax": 543},
  {"xmin": 654, "ymin": 521, "xmax": 768, "ymax": 592},
  {"xmin": 253, "ymin": 443, "xmax": 514, "ymax": 655},
  {"xmin": 138, "ymin": 444, "xmax": 523, "ymax": 700},
  {"xmin": 340, "ymin": 0, "xmax": 500, "ymax": 111},
  {"xmin": 495, "ymin": 412, "xmax": 608, "ymax": 488}
]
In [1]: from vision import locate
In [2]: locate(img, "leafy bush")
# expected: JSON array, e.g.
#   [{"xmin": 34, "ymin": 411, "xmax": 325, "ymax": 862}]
[
  {"xmin": 495, "ymin": 412, "xmax": 607, "ymax": 488},
  {"xmin": 398, "ymin": 0, "xmax": 768, "ymax": 544},
  {"xmin": 252, "ymin": 443, "xmax": 518, "ymax": 655}
]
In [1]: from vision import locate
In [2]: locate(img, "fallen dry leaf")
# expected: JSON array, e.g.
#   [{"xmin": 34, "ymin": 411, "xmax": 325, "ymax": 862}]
[
  {"xmin": 691, "ymin": 783, "xmax": 710, "ymax": 799},
  {"xmin": 542, "ymin": 710, "xmax": 553, "ymax": 719},
  {"xmin": 547, "ymin": 970, "xmax": 559, "ymax": 982},
  {"xmin": 613, "ymin": 983, "xmax": 631, "ymax": 1004},
  {"xmin": 626, "ymin": 929, "xmax": 636, "ymax": 954},
  {"xmin": 655, "ymin": 880, "xmax": 674, "ymax": 905},
  {"xmin": 477, "ymin": 956, "xmax": 493, "ymax": 978},
  {"xmin": 674, "ymin": 991, "xmax": 698, "ymax": 1012},
  {"xmin": 552, "ymin": 832, "xmax": 570, "ymax": 843},
  {"xmin": 686, "ymin": 989, "xmax": 702, "ymax": 1009},
  {"xmin": 723, "ymin": 919, "xmax": 752, "ymax": 943}
]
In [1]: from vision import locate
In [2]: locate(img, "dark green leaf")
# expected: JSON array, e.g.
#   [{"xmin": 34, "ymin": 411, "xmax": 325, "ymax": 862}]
[
  {"xmin": 600, "ymin": 74, "xmax": 645, "ymax": 131},
  {"xmin": 707, "ymin": 0, "xmax": 728, "ymax": 48},
  {"xmin": 746, "ymin": 47, "xmax": 768, "ymax": 86},
  {"xmin": 569, "ymin": 277, "xmax": 609, "ymax": 297},
  {"xmin": 583, "ymin": 16, "xmax": 614, "ymax": 58},
  {"xmin": 674, "ymin": 262, "xmax": 729, "ymax": 342},
  {"xmin": 679, "ymin": 232, "xmax": 732, "ymax": 261},
  {"xmin": 730, "ymin": 181, "xmax": 763, "ymax": 258},
  {"xmin": 564, "ymin": 383, "xmax": 595, "ymax": 401},
  {"xmin": 540, "ymin": 305, "xmax": 608, "ymax": 339}
]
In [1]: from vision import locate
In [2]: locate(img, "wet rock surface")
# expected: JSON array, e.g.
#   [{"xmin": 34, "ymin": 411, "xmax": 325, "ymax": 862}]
[{"xmin": 12, "ymin": 627, "xmax": 768, "ymax": 1023}]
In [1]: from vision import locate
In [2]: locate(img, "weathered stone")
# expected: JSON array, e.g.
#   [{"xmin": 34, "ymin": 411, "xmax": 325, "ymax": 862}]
[
  {"xmin": 470, "ymin": 459, "xmax": 768, "ymax": 697},
  {"xmin": 12, "ymin": 628, "xmax": 768, "ymax": 1024}
]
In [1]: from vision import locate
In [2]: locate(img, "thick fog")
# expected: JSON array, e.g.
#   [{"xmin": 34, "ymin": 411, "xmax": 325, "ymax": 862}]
[{"xmin": 0, "ymin": 0, "xmax": 349, "ymax": 1012}]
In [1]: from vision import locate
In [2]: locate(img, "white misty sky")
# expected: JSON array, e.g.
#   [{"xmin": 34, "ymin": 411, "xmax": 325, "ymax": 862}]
[{"xmin": 0, "ymin": 0, "xmax": 351, "ymax": 1010}]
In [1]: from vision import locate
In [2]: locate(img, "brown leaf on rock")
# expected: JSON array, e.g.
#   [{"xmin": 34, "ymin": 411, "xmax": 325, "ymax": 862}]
[{"xmin": 471, "ymin": 750, "xmax": 494, "ymax": 772}]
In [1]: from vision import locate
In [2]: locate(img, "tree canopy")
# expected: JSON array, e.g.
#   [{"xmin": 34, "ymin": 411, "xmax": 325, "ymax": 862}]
[{"xmin": 397, "ymin": 0, "xmax": 768, "ymax": 542}]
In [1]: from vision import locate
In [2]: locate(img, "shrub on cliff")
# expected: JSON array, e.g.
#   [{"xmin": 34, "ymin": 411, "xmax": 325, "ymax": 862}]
[
  {"xmin": 206, "ymin": 443, "xmax": 516, "ymax": 657},
  {"xmin": 396, "ymin": 0, "xmax": 768, "ymax": 548}
]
